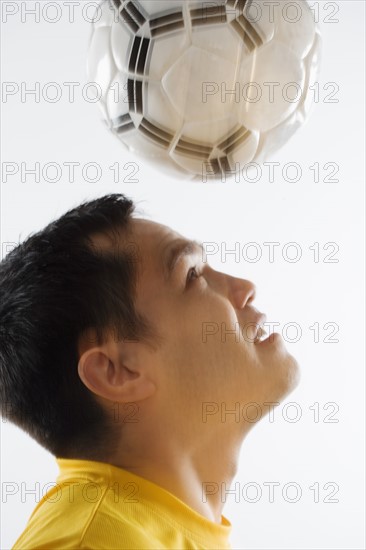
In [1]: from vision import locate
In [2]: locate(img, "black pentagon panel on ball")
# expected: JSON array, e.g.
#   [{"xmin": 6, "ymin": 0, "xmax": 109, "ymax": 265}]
[
  {"xmin": 128, "ymin": 36, "xmax": 151, "ymax": 75},
  {"xmin": 217, "ymin": 126, "xmax": 252, "ymax": 156},
  {"xmin": 174, "ymin": 138, "xmax": 213, "ymax": 160},
  {"xmin": 206, "ymin": 156, "xmax": 233, "ymax": 178},
  {"xmin": 120, "ymin": 1, "xmax": 147, "ymax": 33},
  {"xmin": 190, "ymin": 6, "xmax": 228, "ymax": 27},
  {"xmin": 138, "ymin": 118, "xmax": 175, "ymax": 149},
  {"xmin": 150, "ymin": 11, "xmax": 185, "ymax": 38},
  {"xmin": 127, "ymin": 79, "xmax": 144, "ymax": 114},
  {"xmin": 112, "ymin": 113, "xmax": 136, "ymax": 134}
]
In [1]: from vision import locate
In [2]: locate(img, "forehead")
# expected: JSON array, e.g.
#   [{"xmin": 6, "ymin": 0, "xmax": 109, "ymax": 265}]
[
  {"xmin": 129, "ymin": 218, "xmax": 182, "ymax": 282},
  {"xmin": 90, "ymin": 217, "xmax": 183, "ymax": 267},
  {"xmin": 129, "ymin": 218, "xmax": 181, "ymax": 258},
  {"xmin": 125, "ymin": 218, "xmax": 183, "ymax": 305}
]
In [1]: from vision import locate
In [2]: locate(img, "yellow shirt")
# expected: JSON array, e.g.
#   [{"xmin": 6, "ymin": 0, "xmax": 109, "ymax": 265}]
[{"xmin": 12, "ymin": 458, "xmax": 232, "ymax": 549}]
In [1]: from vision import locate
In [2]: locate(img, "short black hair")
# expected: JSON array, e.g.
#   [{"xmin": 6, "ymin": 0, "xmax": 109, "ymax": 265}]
[{"xmin": 0, "ymin": 194, "xmax": 152, "ymax": 460}]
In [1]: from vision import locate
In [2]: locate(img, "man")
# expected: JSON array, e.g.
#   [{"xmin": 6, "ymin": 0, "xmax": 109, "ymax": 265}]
[{"xmin": 0, "ymin": 194, "xmax": 300, "ymax": 549}]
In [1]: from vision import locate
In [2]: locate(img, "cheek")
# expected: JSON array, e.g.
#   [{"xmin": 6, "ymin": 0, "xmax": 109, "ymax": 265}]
[
  {"xmin": 199, "ymin": 296, "xmax": 241, "ymax": 343},
  {"xmin": 174, "ymin": 293, "xmax": 235, "ymax": 342},
  {"xmin": 164, "ymin": 295, "xmax": 243, "ymax": 364},
  {"xmin": 146, "ymin": 288, "xmax": 247, "ymax": 369}
]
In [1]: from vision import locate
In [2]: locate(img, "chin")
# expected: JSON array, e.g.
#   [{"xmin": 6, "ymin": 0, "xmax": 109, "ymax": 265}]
[
  {"xmin": 257, "ymin": 335, "xmax": 301, "ymax": 402},
  {"xmin": 273, "ymin": 350, "xmax": 301, "ymax": 403}
]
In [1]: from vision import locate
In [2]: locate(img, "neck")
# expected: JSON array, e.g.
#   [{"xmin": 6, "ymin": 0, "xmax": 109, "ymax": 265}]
[{"xmin": 105, "ymin": 420, "xmax": 246, "ymax": 524}]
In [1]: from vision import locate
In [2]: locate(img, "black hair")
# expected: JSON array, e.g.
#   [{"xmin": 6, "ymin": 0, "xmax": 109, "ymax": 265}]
[{"xmin": 0, "ymin": 194, "xmax": 152, "ymax": 460}]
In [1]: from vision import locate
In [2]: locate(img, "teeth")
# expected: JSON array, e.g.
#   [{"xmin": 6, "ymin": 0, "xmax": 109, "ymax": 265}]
[{"xmin": 254, "ymin": 325, "xmax": 267, "ymax": 343}]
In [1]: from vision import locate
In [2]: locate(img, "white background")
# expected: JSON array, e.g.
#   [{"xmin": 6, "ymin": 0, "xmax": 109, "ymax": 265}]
[{"xmin": 1, "ymin": 1, "xmax": 365, "ymax": 549}]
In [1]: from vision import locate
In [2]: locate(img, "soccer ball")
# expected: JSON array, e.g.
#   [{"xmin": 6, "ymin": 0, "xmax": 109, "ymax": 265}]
[{"xmin": 87, "ymin": 0, "xmax": 321, "ymax": 179}]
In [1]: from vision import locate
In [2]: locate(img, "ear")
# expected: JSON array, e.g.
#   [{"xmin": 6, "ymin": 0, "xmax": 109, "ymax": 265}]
[{"xmin": 77, "ymin": 340, "xmax": 156, "ymax": 404}]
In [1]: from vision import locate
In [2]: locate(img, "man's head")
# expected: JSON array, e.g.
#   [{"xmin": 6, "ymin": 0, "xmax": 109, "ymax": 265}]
[{"xmin": 0, "ymin": 194, "xmax": 299, "ymax": 461}]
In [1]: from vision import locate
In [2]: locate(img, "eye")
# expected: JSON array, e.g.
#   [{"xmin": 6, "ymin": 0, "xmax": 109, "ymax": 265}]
[{"xmin": 186, "ymin": 266, "xmax": 199, "ymax": 285}]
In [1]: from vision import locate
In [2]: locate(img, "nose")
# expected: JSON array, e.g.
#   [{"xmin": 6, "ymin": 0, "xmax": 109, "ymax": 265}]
[
  {"xmin": 227, "ymin": 275, "xmax": 257, "ymax": 310},
  {"xmin": 207, "ymin": 267, "xmax": 257, "ymax": 309},
  {"xmin": 211, "ymin": 268, "xmax": 256, "ymax": 309}
]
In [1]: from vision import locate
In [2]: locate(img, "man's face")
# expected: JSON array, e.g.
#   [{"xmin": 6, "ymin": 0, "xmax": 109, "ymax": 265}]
[{"xmin": 124, "ymin": 218, "xmax": 300, "ymax": 432}]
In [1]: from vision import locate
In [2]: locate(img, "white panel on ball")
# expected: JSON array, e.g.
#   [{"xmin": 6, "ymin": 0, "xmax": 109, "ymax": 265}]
[
  {"xmin": 106, "ymin": 71, "xmax": 130, "ymax": 122},
  {"xmin": 191, "ymin": 25, "xmax": 244, "ymax": 63},
  {"xmin": 87, "ymin": 0, "xmax": 321, "ymax": 179},
  {"xmin": 148, "ymin": 32, "xmax": 189, "ymax": 81},
  {"xmin": 87, "ymin": 26, "xmax": 117, "ymax": 98},
  {"xmin": 163, "ymin": 46, "xmax": 239, "ymax": 123},
  {"xmin": 145, "ymin": 80, "xmax": 184, "ymax": 131},
  {"xmin": 111, "ymin": 21, "xmax": 134, "ymax": 72},
  {"xmin": 92, "ymin": 0, "xmax": 117, "ymax": 29},
  {"xmin": 238, "ymin": 41, "xmax": 306, "ymax": 132},
  {"xmin": 273, "ymin": 1, "xmax": 316, "ymax": 59},
  {"xmin": 138, "ymin": 0, "xmax": 184, "ymax": 17}
]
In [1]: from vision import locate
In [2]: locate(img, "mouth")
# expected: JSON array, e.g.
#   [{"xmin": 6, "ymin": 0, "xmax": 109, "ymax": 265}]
[
  {"xmin": 254, "ymin": 324, "xmax": 268, "ymax": 344},
  {"xmin": 243, "ymin": 311, "xmax": 267, "ymax": 344}
]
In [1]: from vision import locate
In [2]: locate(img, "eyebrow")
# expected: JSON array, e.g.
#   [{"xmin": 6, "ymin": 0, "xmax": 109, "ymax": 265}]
[{"xmin": 164, "ymin": 239, "xmax": 205, "ymax": 281}]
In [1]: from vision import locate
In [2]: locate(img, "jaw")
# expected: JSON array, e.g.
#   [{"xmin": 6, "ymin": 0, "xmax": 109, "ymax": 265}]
[{"xmin": 224, "ymin": 338, "xmax": 301, "ymax": 409}]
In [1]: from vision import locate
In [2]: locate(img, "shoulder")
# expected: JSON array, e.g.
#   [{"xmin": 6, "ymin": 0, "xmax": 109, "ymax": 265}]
[{"xmin": 12, "ymin": 479, "xmax": 159, "ymax": 550}]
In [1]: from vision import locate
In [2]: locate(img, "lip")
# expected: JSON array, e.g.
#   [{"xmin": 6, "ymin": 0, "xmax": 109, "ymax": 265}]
[
  {"xmin": 255, "ymin": 332, "xmax": 282, "ymax": 346},
  {"xmin": 240, "ymin": 310, "xmax": 267, "ymax": 343}
]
